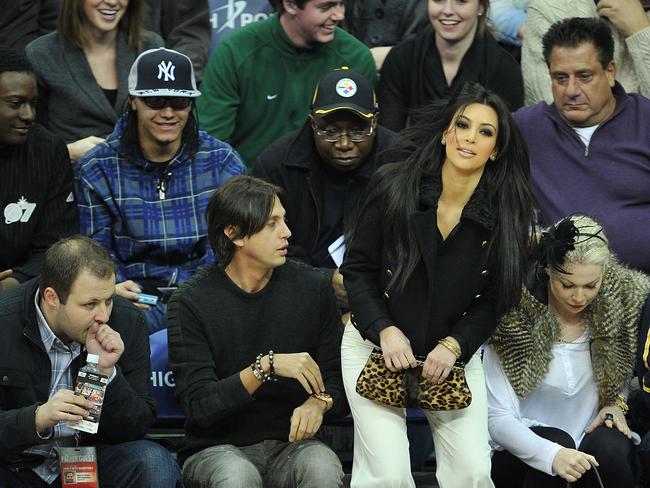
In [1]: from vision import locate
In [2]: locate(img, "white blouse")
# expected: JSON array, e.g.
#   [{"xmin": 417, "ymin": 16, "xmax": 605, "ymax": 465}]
[{"xmin": 484, "ymin": 331, "xmax": 600, "ymax": 475}]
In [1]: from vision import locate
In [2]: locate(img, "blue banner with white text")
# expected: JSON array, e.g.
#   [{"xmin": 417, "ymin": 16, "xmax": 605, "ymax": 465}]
[{"xmin": 209, "ymin": 0, "xmax": 275, "ymax": 53}]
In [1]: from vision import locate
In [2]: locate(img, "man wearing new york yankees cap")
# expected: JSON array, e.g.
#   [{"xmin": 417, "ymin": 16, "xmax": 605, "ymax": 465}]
[
  {"xmin": 75, "ymin": 47, "xmax": 245, "ymax": 334},
  {"xmin": 254, "ymin": 67, "xmax": 400, "ymax": 315}
]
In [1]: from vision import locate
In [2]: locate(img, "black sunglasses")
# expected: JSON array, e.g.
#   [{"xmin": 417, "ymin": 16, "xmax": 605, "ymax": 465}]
[{"xmin": 141, "ymin": 97, "xmax": 192, "ymax": 110}]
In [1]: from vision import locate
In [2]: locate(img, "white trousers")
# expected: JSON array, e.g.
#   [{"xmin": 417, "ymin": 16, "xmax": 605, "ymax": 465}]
[{"xmin": 341, "ymin": 323, "xmax": 495, "ymax": 488}]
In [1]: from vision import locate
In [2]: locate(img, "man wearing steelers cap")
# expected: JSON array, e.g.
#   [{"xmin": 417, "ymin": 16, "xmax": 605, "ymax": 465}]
[{"xmin": 254, "ymin": 67, "xmax": 400, "ymax": 312}]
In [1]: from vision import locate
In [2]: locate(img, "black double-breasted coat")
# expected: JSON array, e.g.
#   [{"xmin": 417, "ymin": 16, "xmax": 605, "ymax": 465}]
[{"xmin": 341, "ymin": 170, "xmax": 498, "ymax": 361}]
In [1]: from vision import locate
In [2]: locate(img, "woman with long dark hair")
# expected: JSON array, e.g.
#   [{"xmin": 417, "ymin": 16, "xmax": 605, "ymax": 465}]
[{"xmin": 340, "ymin": 82, "xmax": 535, "ymax": 487}]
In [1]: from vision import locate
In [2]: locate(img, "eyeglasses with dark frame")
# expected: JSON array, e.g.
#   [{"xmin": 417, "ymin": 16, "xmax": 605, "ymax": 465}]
[
  {"xmin": 141, "ymin": 97, "xmax": 192, "ymax": 110},
  {"xmin": 312, "ymin": 120, "xmax": 375, "ymax": 143}
]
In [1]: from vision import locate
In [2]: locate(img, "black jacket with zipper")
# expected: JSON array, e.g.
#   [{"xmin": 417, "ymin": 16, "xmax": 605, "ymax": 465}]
[
  {"xmin": 253, "ymin": 122, "xmax": 400, "ymax": 281},
  {"xmin": 0, "ymin": 279, "xmax": 155, "ymax": 470}
]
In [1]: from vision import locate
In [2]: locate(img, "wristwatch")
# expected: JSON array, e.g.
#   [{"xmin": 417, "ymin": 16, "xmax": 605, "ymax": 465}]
[{"xmin": 312, "ymin": 392, "xmax": 334, "ymax": 412}]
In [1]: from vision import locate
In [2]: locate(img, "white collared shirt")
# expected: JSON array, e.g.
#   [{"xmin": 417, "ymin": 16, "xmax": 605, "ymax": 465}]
[{"xmin": 485, "ymin": 331, "xmax": 610, "ymax": 475}]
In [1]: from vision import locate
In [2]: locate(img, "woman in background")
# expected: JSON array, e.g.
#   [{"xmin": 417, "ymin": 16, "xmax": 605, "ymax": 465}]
[
  {"xmin": 378, "ymin": 0, "xmax": 523, "ymax": 132},
  {"xmin": 26, "ymin": 0, "xmax": 163, "ymax": 162}
]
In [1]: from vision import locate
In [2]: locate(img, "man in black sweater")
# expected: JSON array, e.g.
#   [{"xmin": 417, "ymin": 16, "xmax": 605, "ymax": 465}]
[
  {"xmin": 167, "ymin": 176, "xmax": 346, "ymax": 488},
  {"xmin": 0, "ymin": 46, "xmax": 78, "ymax": 294},
  {"xmin": 254, "ymin": 67, "xmax": 399, "ymax": 312}
]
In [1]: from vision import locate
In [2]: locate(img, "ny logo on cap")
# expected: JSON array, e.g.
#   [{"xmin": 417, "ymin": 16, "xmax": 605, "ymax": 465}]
[{"xmin": 157, "ymin": 61, "xmax": 176, "ymax": 82}]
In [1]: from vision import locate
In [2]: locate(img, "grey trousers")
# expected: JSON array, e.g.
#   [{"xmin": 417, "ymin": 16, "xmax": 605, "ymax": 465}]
[{"xmin": 182, "ymin": 438, "xmax": 344, "ymax": 488}]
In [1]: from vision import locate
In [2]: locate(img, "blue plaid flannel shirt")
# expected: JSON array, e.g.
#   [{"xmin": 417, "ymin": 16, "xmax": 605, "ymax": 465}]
[{"xmin": 75, "ymin": 116, "xmax": 244, "ymax": 285}]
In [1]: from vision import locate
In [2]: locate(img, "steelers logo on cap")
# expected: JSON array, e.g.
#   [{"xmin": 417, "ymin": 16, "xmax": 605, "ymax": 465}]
[{"xmin": 336, "ymin": 78, "xmax": 357, "ymax": 98}]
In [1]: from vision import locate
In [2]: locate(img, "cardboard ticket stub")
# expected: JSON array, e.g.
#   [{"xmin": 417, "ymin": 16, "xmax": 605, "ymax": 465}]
[
  {"xmin": 67, "ymin": 369, "xmax": 108, "ymax": 434},
  {"xmin": 59, "ymin": 446, "xmax": 99, "ymax": 487}
]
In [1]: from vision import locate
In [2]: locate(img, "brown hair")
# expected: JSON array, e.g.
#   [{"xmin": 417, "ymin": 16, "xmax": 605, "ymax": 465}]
[
  {"xmin": 40, "ymin": 236, "xmax": 115, "ymax": 304},
  {"xmin": 477, "ymin": 0, "xmax": 490, "ymax": 36},
  {"xmin": 58, "ymin": 0, "xmax": 145, "ymax": 51},
  {"xmin": 275, "ymin": 0, "xmax": 310, "ymax": 15},
  {"xmin": 206, "ymin": 176, "xmax": 285, "ymax": 266}
]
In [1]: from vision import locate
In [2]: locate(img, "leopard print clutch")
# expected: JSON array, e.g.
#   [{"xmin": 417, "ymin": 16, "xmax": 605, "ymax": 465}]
[{"xmin": 356, "ymin": 349, "xmax": 472, "ymax": 411}]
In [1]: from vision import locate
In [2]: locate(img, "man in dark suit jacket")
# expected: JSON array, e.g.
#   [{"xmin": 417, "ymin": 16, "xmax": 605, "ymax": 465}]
[{"xmin": 0, "ymin": 236, "xmax": 180, "ymax": 487}]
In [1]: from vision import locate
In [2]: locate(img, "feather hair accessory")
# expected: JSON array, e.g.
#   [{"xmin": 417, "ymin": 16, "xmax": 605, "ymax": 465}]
[
  {"xmin": 538, "ymin": 216, "xmax": 607, "ymax": 274},
  {"xmin": 539, "ymin": 218, "xmax": 578, "ymax": 274}
]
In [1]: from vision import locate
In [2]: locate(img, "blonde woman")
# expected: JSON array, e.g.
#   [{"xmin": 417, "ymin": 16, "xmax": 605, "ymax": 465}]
[{"xmin": 485, "ymin": 215, "xmax": 650, "ymax": 487}]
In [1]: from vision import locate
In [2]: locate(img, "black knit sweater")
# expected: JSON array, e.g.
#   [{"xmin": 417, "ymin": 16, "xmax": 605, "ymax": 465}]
[{"xmin": 166, "ymin": 260, "xmax": 347, "ymax": 462}]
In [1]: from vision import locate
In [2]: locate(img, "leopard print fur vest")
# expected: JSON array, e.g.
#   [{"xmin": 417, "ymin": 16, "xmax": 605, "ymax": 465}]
[{"xmin": 490, "ymin": 258, "xmax": 650, "ymax": 408}]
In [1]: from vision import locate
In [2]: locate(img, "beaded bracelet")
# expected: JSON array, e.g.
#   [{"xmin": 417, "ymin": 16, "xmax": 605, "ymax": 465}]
[
  {"xmin": 253, "ymin": 353, "xmax": 271, "ymax": 383},
  {"xmin": 251, "ymin": 353, "xmax": 265, "ymax": 382},
  {"xmin": 251, "ymin": 351, "xmax": 276, "ymax": 383},
  {"xmin": 250, "ymin": 362, "xmax": 264, "ymax": 382},
  {"xmin": 268, "ymin": 350, "xmax": 277, "ymax": 382},
  {"xmin": 438, "ymin": 338, "xmax": 461, "ymax": 359}
]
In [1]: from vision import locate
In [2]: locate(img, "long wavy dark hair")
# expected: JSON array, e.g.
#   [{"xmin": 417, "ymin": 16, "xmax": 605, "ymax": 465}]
[
  {"xmin": 356, "ymin": 82, "xmax": 535, "ymax": 314},
  {"xmin": 119, "ymin": 102, "xmax": 200, "ymax": 162}
]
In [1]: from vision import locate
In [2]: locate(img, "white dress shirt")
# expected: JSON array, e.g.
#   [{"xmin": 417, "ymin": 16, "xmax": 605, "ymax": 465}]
[{"xmin": 484, "ymin": 331, "xmax": 600, "ymax": 475}]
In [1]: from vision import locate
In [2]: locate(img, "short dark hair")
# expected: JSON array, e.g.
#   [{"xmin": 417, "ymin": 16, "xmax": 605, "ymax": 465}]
[
  {"xmin": 274, "ymin": 0, "xmax": 309, "ymax": 15},
  {"xmin": 0, "ymin": 46, "xmax": 34, "ymax": 77},
  {"xmin": 542, "ymin": 17, "xmax": 614, "ymax": 69},
  {"xmin": 40, "ymin": 236, "xmax": 115, "ymax": 304},
  {"xmin": 120, "ymin": 101, "xmax": 200, "ymax": 161},
  {"xmin": 206, "ymin": 176, "xmax": 284, "ymax": 266}
]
